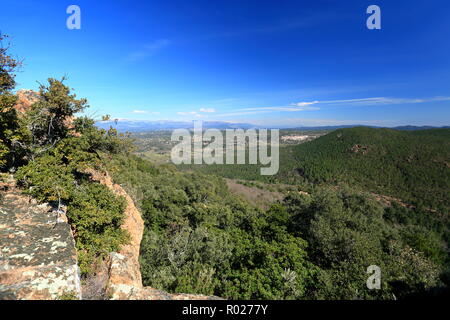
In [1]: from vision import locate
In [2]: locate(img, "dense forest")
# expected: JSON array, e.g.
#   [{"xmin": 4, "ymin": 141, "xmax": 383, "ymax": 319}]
[
  {"xmin": 1, "ymin": 34, "xmax": 449, "ymax": 299},
  {"xmin": 283, "ymin": 127, "xmax": 450, "ymax": 212},
  {"xmin": 182, "ymin": 127, "xmax": 450, "ymax": 213},
  {"xmin": 106, "ymin": 152, "xmax": 450, "ymax": 299}
]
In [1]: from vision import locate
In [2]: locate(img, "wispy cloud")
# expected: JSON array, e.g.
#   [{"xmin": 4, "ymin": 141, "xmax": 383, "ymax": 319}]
[
  {"xmin": 213, "ymin": 110, "xmax": 273, "ymax": 118},
  {"xmin": 200, "ymin": 11, "xmax": 340, "ymax": 40},
  {"xmin": 293, "ymin": 96, "xmax": 450, "ymax": 107},
  {"xmin": 127, "ymin": 39, "xmax": 172, "ymax": 61},
  {"xmin": 241, "ymin": 104, "xmax": 320, "ymax": 112},
  {"xmin": 177, "ymin": 111, "xmax": 197, "ymax": 116},
  {"xmin": 145, "ymin": 39, "xmax": 171, "ymax": 50},
  {"xmin": 177, "ymin": 111, "xmax": 203, "ymax": 118},
  {"xmin": 212, "ymin": 103, "xmax": 320, "ymax": 118},
  {"xmin": 229, "ymin": 96, "xmax": 450, "ymax": 115},
  {"xmin": 293, "ymin": 101, "xmax": 320, "ymax": 107},
  {"xmin": 249, "ymin": 117, "xmax": 395, "ymax": 128},
  {"xmin": 199, "ymin": 107, "xmax": 216, "ymax": 113},
  {"xmin": 131, "ymin": 110, "xmax": 160, "ymax": 115},
  {"xmin": 124, "ymin": 16, "xmax": 323, "ymax": 63},
  {"xmin": 177, "ymin": 107, "xmax": 216, "ymax": 117}
]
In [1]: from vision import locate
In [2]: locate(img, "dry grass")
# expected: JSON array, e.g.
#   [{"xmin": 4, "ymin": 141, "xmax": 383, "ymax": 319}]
[{"xmin": 225, "ymin": 179, "xmax": 284, "ymax": 210}]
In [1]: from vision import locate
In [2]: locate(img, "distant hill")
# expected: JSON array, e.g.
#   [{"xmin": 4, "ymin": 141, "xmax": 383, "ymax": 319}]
[
  {"xmin": 96, "ymin": 120, "xmax": 255, "ymax": 132},
  {"xmin": 392, "ymin": 125, "xmax": 450, "ymax": 131},
  {"xmin": 281, "ymin": 127, "xmax": 450, "ymax": 211},
  {"xmin": 286, "ymin": 125, "xmax": 450, "ymax": 131}
]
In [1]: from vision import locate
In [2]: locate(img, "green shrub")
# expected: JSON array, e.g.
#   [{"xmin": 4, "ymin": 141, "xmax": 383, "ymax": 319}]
[{"xmin": 68, "ymin": 182, "xmax": 129, "ymax": 274}]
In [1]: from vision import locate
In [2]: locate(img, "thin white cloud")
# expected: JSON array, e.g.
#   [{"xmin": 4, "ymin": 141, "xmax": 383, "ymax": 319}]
[
  {"xmin": 199, "ymin": 108, "xmax": 216, "ymax": 113},
  {"xmin": 293, "ymin": 101, "xmax": 320, "ymax": 107},
  {"xmin": 177, "ymin": 111, "xmax": 197, "ymax": 116},
  {"xmin": 131, "ymin": 110, "xmax": 160, "ymax": 115},
  {"xmin": 241, "ymin": 105, "xmax": 320, "ymax": 112},
  {"xmin": 177, "ymin": 108, "xmax": 216, "ymax": 117},
  {"xmin": 145, "ymin": 39, "xmax": 171, "ymax": 51},
  {"xmin": 294, "ymin": 96, "xmax": 450, "ymax": 107},
  {"xmin": 249, "ymin": 118, "xmax": 395, "ymax": 128},
  {"xmin": 214, "ymin": 110, "xmax": 272, "ymax": 117},
  {"xmin": 213, "ymin": 104, "xmax": 319, "ymax": 118},
  {"xmin": 200, "ymin": 12, "xmax": 338, "ymax": 40},
  {"xmin": 177, "ymin": 111, "xmax": 203, "ymax": 118},
  {"xmin": 234, "ymin": 96, "xmax": 450, "ymax": 114},
  {"xmin": 127, "ymin": 39, "xmax": 172, "ymax": 61}
]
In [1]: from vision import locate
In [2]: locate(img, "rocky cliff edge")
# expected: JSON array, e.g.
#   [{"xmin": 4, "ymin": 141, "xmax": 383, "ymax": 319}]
[
  {"xmin": 0, "ymin": 176, "xmax": 82, "ymax": 300},
  {"xmin": 87, "ymin": 169, "xmax": 222, "ymax": 300}
]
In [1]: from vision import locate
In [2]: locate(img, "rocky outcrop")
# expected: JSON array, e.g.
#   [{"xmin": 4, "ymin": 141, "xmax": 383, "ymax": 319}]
[
  {"xmin": 89, "ymin": 170, "xmax": 222, "ymax": 300},
  {"xmin": 14, "ymin": 89, "xmax": 39, "ymax": 114},
  {"xmin": 349, "ymin": 144, "xmax": 369, "ymax": 155},
  {"xmin": 0, "ymin": 176, "xmax": 82, "ymax": 300},
  {"xmin": 13, "ymin": 89, "xmax": 76, "ymax": 132}
]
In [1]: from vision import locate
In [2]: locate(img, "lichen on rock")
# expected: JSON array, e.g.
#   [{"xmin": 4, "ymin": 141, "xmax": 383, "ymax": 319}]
[{"xmin": 0, "ymin": 177, "xmax": 82, "ymax": 300}]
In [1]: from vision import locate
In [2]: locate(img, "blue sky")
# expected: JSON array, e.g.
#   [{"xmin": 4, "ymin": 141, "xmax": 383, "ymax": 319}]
[{"xmin": 2, "ymin": 0, "xmax": 450, "ymax": 127}]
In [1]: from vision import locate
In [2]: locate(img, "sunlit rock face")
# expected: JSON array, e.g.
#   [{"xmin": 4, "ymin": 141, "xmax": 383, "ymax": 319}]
[
  {"xmin": 14, "ymin": 89, "xmax": 40, "ymax": 114},
  {"xmin": 0, "ymin": 178, "xmax": 82, "ymax": 300},
  {"xmin": 13, "ymin": 89, "xmax": 76, "ymax": 132}
]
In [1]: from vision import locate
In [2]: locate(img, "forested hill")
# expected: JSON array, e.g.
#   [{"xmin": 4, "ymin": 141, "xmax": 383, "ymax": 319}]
[{"xmin": 282, "ymin": 127, "xmax": 450, "ymax": 212}]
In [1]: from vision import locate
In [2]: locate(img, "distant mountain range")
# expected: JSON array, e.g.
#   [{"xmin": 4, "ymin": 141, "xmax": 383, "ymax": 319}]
[
  {"xmin": 95, "ymin": 120, "xmax": 449, "ymax": 132},
  {"xmin": 95, "ymin": 120, "xmax": 255, "ymax": 132}
]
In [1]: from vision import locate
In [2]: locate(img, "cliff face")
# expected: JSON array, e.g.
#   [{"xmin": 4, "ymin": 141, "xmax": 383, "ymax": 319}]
[
  {"xmin": 86, "ymin": 169, "xmax": 144, "ymax": 298},
  {"xmin": 89, "ymin": 170, "xmax": 222, "ymax": 300},
  {"xmin": 0, "ymin": 176, "xmax": 82, "ymax": 300}
]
